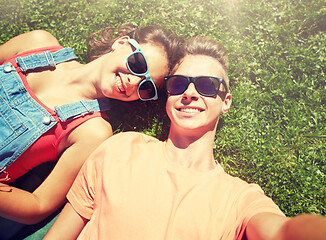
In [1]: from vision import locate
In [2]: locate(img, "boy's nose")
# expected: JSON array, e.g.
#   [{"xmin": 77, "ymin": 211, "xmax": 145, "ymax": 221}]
[{"xmin": 182, "ymin": 83, "xmax": 200, "ymax": 100}]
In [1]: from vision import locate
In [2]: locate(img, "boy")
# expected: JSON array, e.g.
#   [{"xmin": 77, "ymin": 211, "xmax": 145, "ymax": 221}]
[{"xmin": 45, "ymin": 36, "xmax": 326, "ymax": 240}]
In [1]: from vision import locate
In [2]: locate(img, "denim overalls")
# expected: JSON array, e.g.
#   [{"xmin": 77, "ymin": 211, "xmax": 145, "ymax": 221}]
[{"xmin": 0, "ymin": 47, "xmax": 111, "ymax": 177}]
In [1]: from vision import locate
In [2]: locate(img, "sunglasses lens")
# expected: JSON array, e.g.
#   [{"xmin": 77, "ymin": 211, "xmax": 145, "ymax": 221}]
[
  {"xmin": 196, "ymin": 77, "xmax": 220, "ymax": 96},
  {"xmin": 127, "ymin": 52, "xmax": 147, "ymax": 74},
  {"xmin": 139, "ymin": 80, "xmax": 156, "ymax": 100},
  {"xmin": 166, "ymin": 76, "xmax": 189, "ymax": 95}
]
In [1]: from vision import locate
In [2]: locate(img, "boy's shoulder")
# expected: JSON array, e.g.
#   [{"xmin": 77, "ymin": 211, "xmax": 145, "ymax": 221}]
[{"xmin": 105, "ymin": 131, "xmax": 160, "ymax": 146}]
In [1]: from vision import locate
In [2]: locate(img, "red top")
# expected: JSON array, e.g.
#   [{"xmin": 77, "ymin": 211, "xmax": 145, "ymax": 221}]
[{"xmin": 2, "ymin": 47, "xmax": 108, "ymax": 183}]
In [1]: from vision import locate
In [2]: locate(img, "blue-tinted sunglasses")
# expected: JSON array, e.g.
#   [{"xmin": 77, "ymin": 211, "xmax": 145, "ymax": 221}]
[
  {"xmin": 127, "ymin": 39, "xmax": 158, "ymax": 101},
  {"xmin": 164, "ymin": 75, "xmax": 228, "ymax": 97}
]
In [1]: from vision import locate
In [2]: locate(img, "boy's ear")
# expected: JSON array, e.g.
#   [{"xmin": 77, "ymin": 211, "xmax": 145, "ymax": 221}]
[
  {"xmin": 111, "ymin": 36, "xmax": 130, "ymax": 50},
  {"xmin": 221, "ymin": 93, "xmax": 232, "ymax": 114}
]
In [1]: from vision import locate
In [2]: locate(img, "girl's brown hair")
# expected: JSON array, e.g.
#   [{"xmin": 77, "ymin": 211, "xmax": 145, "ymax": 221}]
[{"xmin": 87, "ymin": 23, "xmax": 184, "ymax": 73}]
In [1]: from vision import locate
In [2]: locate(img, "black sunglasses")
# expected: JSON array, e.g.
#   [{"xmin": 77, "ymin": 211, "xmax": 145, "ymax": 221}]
[
  {"xmin": 127, "ymin": 39, "xmax": 158, "ymax": 101},
  {"xmin": 164, "ymin": 75, "xmax": 228, "ymax": 97}
]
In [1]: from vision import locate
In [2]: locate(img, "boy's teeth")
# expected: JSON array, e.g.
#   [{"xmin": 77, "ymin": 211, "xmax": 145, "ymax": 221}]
[{"xmin": 180, "ymin": 108, "xmax": 200, "ymax": 113}]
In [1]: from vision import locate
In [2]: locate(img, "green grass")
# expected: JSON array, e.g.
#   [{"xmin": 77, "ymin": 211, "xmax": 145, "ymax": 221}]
[{"xmin": 1, "ymin": 0, "xmax": 325, "ymax": 217}]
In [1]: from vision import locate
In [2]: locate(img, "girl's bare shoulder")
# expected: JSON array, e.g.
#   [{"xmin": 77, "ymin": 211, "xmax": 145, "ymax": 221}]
[{"xmin": 0, "ymin": 30, "xmax": 61, "ymax": 63}]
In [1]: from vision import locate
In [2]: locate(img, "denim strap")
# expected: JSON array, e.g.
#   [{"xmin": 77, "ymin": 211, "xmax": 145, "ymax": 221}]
[
  {"xmin": 16, "ymin": 47, "xmax": 77, "ymax": 72},
  {"xmin": 54, "ymin": 98, "xmax": 111, "ymax": 122}
]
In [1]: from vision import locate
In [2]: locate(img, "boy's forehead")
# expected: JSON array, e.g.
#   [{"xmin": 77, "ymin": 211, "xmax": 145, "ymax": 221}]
[{"xmin": 175, "ymin": 55, "xmax": 225, "ymax": 78}]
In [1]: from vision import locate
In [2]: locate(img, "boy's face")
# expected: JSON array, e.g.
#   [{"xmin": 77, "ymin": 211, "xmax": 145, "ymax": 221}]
[{"xmin": 166, "ymin": 54, "xmax": 231, "ymax": 134}]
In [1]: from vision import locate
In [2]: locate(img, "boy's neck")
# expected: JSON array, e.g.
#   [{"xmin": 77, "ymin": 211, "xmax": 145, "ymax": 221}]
[{"xmin": 165, "ymin": 129, "xmax": 217, "ymax": 172}]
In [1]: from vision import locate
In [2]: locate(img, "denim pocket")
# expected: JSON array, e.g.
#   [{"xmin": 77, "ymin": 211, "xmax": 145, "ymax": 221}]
[
  {"xmin": 0, "ymin": 64, "xmax": 28, "ymax": 167},
  {"xmin": 0, "ymin": 97, "xmax": 28, "ymax": 151}
]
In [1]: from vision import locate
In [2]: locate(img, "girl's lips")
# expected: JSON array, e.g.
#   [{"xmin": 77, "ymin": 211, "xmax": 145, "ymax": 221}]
[{"xmin": 116, "ymin": 73, "xmax": 126, "ymax": 93}]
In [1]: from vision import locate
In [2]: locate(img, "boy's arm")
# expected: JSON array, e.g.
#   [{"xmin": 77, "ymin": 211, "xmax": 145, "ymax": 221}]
[
  {"xmin": 246, "ymin": 212, "xmax": 326, "ymax": 240},
  {"xmin": 44, "ymin": 202, "xmax": 87, "ymax": 240}
]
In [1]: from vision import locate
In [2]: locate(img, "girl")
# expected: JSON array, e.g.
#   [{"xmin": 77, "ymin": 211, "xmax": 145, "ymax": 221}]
[{"xmin": 0, "ymin": 23, "xmax": 183, "ymax": 239}]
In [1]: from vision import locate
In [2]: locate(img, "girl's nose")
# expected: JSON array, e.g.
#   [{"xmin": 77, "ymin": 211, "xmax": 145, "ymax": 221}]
[{"xmin": 125, "ymin": 74, "xmax": 143, "ymax": 97}]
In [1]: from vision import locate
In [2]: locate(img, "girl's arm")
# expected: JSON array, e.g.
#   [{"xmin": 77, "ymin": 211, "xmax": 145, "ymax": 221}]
[
  {"xmin": 0, "ymin": 117, "xmax": 112, "ymax": 224},
  {"xmin": 43, "ymin": 202, "xmax": 87, "ymax": 240},
  {"xmin": 0, "ymin": 30, "xmax": 60, "ymax": 64}
]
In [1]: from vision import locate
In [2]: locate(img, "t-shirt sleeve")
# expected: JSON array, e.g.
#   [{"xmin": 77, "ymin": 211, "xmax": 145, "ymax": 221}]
[
  {"xmin": 235, "ymin": 184, "xmax": 285, "ymax": 239},
  {"xmin": 66, "ymin": 132, "xmax": 154, "ymax": 220},
  {"xmin": 66, "ymin": 142, "xmax": 106, "ymax": 220}
]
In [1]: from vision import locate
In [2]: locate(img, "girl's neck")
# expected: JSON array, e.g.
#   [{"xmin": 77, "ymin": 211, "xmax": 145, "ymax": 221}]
[{"xmin": 65, "ymin": 59, "xmax": 104, "ymax": 100}]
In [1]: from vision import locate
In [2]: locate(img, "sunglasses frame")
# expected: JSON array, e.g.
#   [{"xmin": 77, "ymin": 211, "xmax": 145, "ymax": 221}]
[
  {"xmin": 126, "ymin": 38, "xmax": 158, "ymax": 101},
  {"xmin": 164, "ymin": 75, "xmax": 229, "ymax": 97}
]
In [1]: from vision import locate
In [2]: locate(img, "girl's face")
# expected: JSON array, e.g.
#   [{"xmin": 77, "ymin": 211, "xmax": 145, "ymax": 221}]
[{"xmin": 99, "ymin": 39, "xmax": 169, "ymax": 101}]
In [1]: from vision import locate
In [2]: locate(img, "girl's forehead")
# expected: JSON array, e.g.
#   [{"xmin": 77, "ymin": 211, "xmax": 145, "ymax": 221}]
[
  {"xmin": 140, "ymin": 43, "xmax": 169, "ymax": 86},
  {"xmin": 139, "ymin": 42, "xmax": 166, "ymax": 57}
]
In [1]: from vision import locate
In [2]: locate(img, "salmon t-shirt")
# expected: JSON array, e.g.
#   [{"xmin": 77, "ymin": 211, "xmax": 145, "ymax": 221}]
[{"xmin": 67, "ymin": 132, "xmax": 284, "ymax": 240}]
